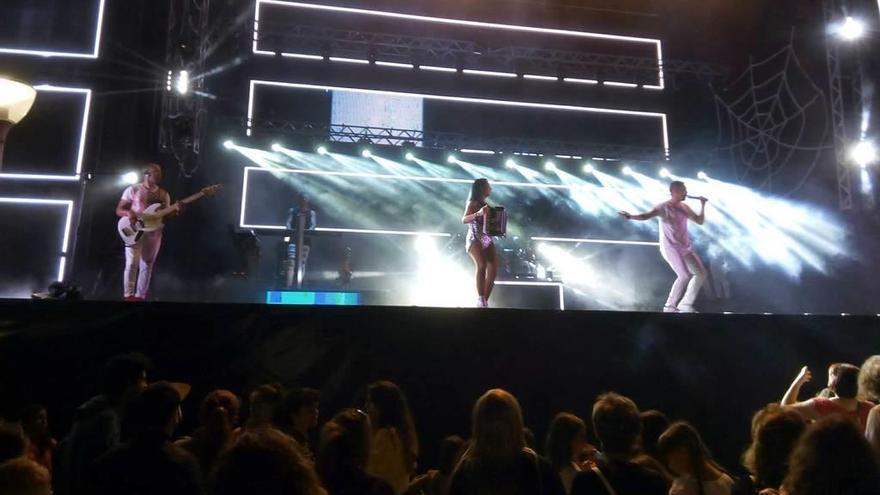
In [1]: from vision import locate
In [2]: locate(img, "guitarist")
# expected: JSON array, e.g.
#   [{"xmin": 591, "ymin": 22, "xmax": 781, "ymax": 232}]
[{"xmin": 115, "ymin": 163, "xmax": 181, "ymax": 301}]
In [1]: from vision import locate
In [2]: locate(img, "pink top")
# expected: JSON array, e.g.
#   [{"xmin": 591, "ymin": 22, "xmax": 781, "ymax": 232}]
[
  {"xmin": 812, "ymin": 398, "xmax": 875, "ymax": 431},
  {"xmin": 121, "ymin": 184, "xmax": 170, "ymax": 214},
  {"xmin": 657, "ymin": 200, "xmax": 692, "ymax": 255}
]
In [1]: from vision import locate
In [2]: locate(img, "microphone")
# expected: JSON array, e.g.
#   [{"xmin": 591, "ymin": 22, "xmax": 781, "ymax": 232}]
[{"xmin": 687, "ymin": 195, "xmax": 708, "ymax": 202}]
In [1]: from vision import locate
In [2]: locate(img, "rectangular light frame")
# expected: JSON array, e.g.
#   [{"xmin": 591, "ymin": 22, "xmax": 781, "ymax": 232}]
[
  {"xmin": 0, "ymin": 85, "xmax": 92, "ymax": 181},
  {"xmin": 0, "ymin": 0, "xmax": 106, "ymax": 59},
  {"xmin": 246, "ymin": 80, "xmax": 670, "ymax": 158},
  {"xmin": 253, "ymin": 0, "xmax": 665, "ymax": 90},
  {"xmin": 239, "ymin": 166, "xmax": 658, "ymax": 250},
  {"xmin": 0, "ymin": 198, "xmax": 74, "ymax": 282}
]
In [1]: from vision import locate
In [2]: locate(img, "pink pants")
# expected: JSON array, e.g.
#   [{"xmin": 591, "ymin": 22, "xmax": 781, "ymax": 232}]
[
  {"xmin": 660, "ymin": 243, "xmax": 706, "ymax": 310},
  {"xmin": 124, "ymin": 231, "xmax": 162, "ymax": 298}
]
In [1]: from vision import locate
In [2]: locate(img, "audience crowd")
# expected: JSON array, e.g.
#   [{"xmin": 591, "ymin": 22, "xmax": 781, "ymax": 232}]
[{"xmin": 3, "ymin": 354, "xmax": 880, "ymax": 495}]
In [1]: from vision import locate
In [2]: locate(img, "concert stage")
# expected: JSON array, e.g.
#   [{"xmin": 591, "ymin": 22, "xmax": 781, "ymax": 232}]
[{"xmin": 1, "ymin": 299, "xmax": 878, "ymax": 468}]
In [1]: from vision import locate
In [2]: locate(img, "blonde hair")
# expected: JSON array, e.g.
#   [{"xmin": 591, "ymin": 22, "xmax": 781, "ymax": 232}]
[{"xmin": 465, "ymin": 389, "xmax": 526, "ymax": 464}]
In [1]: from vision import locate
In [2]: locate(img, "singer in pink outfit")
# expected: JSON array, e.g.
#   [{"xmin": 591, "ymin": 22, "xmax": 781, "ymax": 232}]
[{"xmin": 619, "ymin": 181, "xmax": 708, "ymax": 313}]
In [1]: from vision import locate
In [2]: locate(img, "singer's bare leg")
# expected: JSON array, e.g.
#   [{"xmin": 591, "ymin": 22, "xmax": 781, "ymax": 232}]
[
  {"xmin": 483, "ymin": 243, "xmax": 498, "ymax": 302},
  {"xmin": 468, "ymin": 243, "xmax": 487, "ymax": 299}
]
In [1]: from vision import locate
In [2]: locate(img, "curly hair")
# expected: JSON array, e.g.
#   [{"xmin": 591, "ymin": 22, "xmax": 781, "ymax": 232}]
[
  {"xmin": 783, "ymin": 416, "xmax": 879, "ymax": 495},
  {"xmin": 742, "ymin": 404, "xmax": 806, "ymax": 490},
  {"xmin": 210, "ymin": 427, "xmax": 326, "ymax": 495}
]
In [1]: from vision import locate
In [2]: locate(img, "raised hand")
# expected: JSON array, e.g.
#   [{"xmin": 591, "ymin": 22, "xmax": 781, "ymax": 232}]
[
  {"xmin": 618, "ymin": 211, "xmax": 632, "ymax": 220},
  {"xmin": 795, "ymin": 366, "xmax": 812, "ymax": 385}
]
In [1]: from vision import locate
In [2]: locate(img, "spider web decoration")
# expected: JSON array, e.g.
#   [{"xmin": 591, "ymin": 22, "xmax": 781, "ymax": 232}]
[{"xmin": 715, "ymin": 42, "xmax": 831, "ymax": 194}]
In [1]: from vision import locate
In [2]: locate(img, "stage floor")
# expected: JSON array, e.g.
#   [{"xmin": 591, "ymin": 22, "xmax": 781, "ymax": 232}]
[{"xmin": 2, "ymin": 299, "xmax": 878, "ymax": 469}]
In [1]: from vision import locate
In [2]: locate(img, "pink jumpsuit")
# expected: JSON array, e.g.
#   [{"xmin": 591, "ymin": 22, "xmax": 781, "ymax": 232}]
[
  {"xmin": 657, "ymin": 200, "xmax": 706, "ymax": 311},
  {"xmin": 121, "ymin": 185, "xmax": 170, "ymax": 299}
]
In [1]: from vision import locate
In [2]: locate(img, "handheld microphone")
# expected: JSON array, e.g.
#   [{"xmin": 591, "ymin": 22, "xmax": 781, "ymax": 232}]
[{"xmin": 687, "ymin": 195, "xmax": 708, "ymax": 202}]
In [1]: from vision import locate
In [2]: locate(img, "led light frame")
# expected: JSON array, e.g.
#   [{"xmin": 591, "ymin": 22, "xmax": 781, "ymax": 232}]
[
  {"xmin": 246, "ymin": 80, "xmax": 670, "ymax": 158},
  {"xmin": 239, "ymin": 166, "xmax": 659, "ymax": 248},
  {"xmin": 0, "ymin": 85, "xmax": 92, "ymax": 181},
  {"xmin": 531, "ymin": 236, "xmax": 659, "ymax": 247},
  {"xmin": 0, "ymin": 198, "xmax": 74, "ymax": 281},
  {"xmin": 253, "ymin": 0, "xmax": 665, "ymax": 89},
  {"xmin": 0, "ymin": 0, "xmax": 106, "ymax": 59}
]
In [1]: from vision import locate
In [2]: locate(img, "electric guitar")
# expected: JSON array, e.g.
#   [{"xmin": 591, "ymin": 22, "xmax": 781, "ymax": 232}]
[{"xmin": 118, "ymin": 184, "xmax": 223, "ymax": 246}]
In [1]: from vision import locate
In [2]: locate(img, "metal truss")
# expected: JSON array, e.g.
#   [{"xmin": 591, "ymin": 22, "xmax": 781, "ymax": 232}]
[
  {"xmin": 823, "ymin": 0, "xmax": 854, "ymax": 210},
  {"xmin": 254, "ymin": 23, "xmax": 727, "ymax": 86},
  {"xmin": 159, "ymin": 0, "xmax": 212, "ymax": 176},
  {"xmin": 244, "ymin": 118, "xmax": 667, "ymax": 162}
]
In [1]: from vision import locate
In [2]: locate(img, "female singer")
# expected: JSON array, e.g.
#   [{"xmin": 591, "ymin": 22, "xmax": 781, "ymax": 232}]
[{"xmin": 461, "ymin": 178, "xmax": 497, "ymax": 308}]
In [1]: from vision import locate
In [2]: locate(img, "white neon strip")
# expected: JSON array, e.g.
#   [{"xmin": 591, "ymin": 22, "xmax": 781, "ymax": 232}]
[
  {"xmin": 375, "ymin": 60, "xmax": 415, "ymax": 69},
  {"xmin": 243, "ymin": 164, "xmax": 578, "ymax": 190},
  {"xmin": 317, "ymin": 227, "xmax": 450, "ymax": 237},
  {"xmin": 644, "ymin": 85, "xmax": 663, "ymax": 91},
  {"xmin": 328, "ymin": 56, "xmax": 370, "ymax": 64},
  {"xmin": 524, "ymin": 74, "xmax": 559, "ymax": 81},
  {"xmin": 246, "ymin": 80, "xmax": 256, "ymax": 136},
  {"xmin": 462, "ymin": 69, "xmax": 517, "ymax": 78},
  {"xmin": 420, "ymin": 65, "xmax": 458, "ymax": 73},
  {"xmin": 604, "ymin": 81, "xmax": 638, "ymax": 88},
  {"xmin": 253, "ymin": 7, "xmax": 261, "ymax": 53},
  {"xmin": 57, "ymin": 256, "xmax": 67, "ymax": 283},
  {"xmin": 0, "ymin": 85, "xmax": 91, "ymax": 181},
  {"xmin": 460, "ymin": 149, "xmax": 496, "ymax": 155},
  {"xmin": 249, "ymin": 80, "xmax": 668, "ymax": 119},
  {"xmin": 563, "ymin": 77, "xmax": 599, "ymax": 85},
  {"xmin": 247, "ymin": 80, "xmax": 670, "ymax": 156},
  {"xmin": 282, "ymin": 52, "xmax": 324, "ymax": 60},
  {"xmin": 532, "ymin": 236, "xmax": 659, "ymax": 247},
  {"xmin": 0, "ymin": 198, "xmax": 75, "ymax": 281},
  {"xmin": 655, "ymin": 44, "xmax": 665, "ymax": 90},
  {"xmin": 0, "ymin": 173, "xmax": 80, "ymax": 181},
  {"xmin": 257, "ymin": 0, "xmax": 661, "ymax": 43},
  {"xmin": 0, "ymin": 0, "xmax": 106, "ymax": 58},
  {"xmin": 495, "ymin": 280, "xmax": 565, "ymax": 310}
]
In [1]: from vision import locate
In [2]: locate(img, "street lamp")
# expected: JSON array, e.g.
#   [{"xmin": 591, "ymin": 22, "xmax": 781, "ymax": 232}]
[{"xmin": 0, "ymin": 77, "xmax": 37, "ymax": 170}]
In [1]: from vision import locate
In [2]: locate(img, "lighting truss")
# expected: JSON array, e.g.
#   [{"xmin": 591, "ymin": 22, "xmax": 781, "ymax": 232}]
[
  {"xmin": 0, "ymin": 0, "xmax": 106, "ymax": 59},
  {"xmin": 244, "ymin": 118, "xmax": 666, "ymax": 162},
  {"xmin": 0, "ymin": 198, "xmax": 74, "ymax": 282},
  {"xmin": 252, "ymin": 7, "xmax": 725, "ymax": 87},
  {"xmin": 0, "ymin": 85, "xmax": 92, "ymax": 181},
  {"xmin": 246, "ymin": 80, "xmax": 670, "ymax": 160}
]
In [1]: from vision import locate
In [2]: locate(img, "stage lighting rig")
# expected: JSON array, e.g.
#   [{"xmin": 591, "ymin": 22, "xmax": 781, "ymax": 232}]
[
  {"xmin": 121, "ymin": 171, "xmax": 139, "ymax": 185},
  {"xmin": 851, "ymin": 140, "xmax": 877, "ymax": 168},
  {"xmin": 834, "ymin": 16, "xmax": 866, "ymax": 41}
]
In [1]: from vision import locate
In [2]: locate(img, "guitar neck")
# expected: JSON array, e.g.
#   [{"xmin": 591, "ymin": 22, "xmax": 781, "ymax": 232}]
[{"xmin": 153, "ymin": 191, "xmax": 206, "ymax": 218}]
